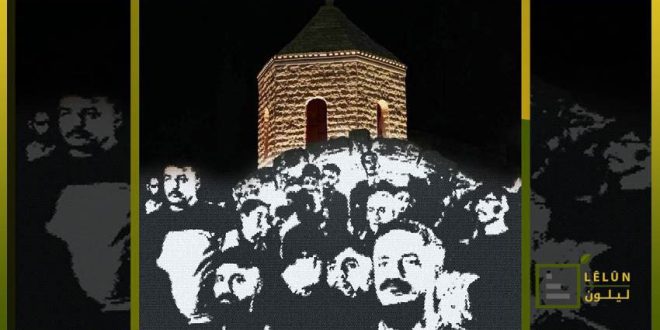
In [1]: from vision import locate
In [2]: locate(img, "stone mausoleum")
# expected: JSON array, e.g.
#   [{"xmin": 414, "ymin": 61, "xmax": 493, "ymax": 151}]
[{"xmin": 257, "ymin": 1, "xmax": 407, "ymax": 167}]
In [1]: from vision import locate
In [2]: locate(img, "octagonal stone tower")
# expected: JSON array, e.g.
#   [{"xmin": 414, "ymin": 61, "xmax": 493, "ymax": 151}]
[{"xmin": 257, "ymin": 2, "xmax": 407, "ymax": 167}]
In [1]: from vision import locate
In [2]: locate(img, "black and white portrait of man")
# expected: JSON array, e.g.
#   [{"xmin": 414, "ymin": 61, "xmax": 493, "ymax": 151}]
[{"xmin": 57, "ymin": 95, "xmax": 123, "ymax": 158}]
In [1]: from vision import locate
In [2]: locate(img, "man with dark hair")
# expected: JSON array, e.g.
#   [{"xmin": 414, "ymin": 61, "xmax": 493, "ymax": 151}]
[
  {"xmin": 323, "ymin": 240, "xmax": 380, "ymax": 329},
  {"xmin": 325, "ymin": 241, "xmax": 372, "ymax": 298},
  {"xmin": 56, "ymin": 94, "xmax": 124, "ymax": 158},
  {"xmin": 372, "ymin": 220, "xmax": 446, "ymax": 330},
  {"xmin": 22, "ymin": 91, "xmax": 129, "ymax": 182},
  {"xmin": 163, "ymin": 165, "xmax": 201, "ymax": 212},
  {"xmin": 15, "ymin": 89, "xmax": 131, "ymax": 329},
  {"xmin": 468, "ymin": 183, "xmax": 511, "ymax": 236},
  {"xmin": 272, "ymin": 204, "xmax": 299, "ymax": 239},
  {"xmin": 273, "ymin": 149, "xmax": 310, "ymax": 189},
  {"xmin": 274, "ymin": 225, "xmax": 328, "ymax": 328},
  {"xmin": 24, "ymin": 89, "xmax": 127, "ymax": 163},
  {"xmin": 149, "ymin": 164, "xmax": 230, "ymax": 232},
  {"xmin": 279, "ymin": 225, "xmax": 325, "ymax": 296},
  {"xmin": 361, "ymin": 151, "xmax": 379, "ymax": 177},
  {"xmin": 319, "ymin": 163, "xmax": 349, "ymax": 237},
  {"xmin": 222, "ymin": 199, "xmax": 277, "ymax": 256},
  {"xmin": 320, "ymin": 163, "xmax": 341, "ymax": 190},
  {"xmin": 194, "ymin": 249, "xmax": 268, "ymax": 329},
  {"xmin": 438, "ymin": 182, "xmax": 515, "ymax": 330},
  {"xmin": 299, "ymin": 164, "xmax": 324, "ymax": 214},
  {"xmin": 142, "ymin": 164, "xmax": 233, "ymax": 330},
  {"xmin": 238, "ymin": 199, "xmax": 271, "ymax": 245},
  {"xmin": 438, "ymin": 182, "xmax": 511, "ymax": 251},
  {"xmin": 349, "ymin": 189, "xmax": 400, "ymax": 242},
  {"xmin": 284, "ymin": 164, "xmax": 328, "ymax": 239},
  {"xmin": 393, "ymin": 189, "xmax": 415, "ymax": 219},
  {"xmin": 301, "ymin": 163, "xmax": 321, "ymax": 191}
]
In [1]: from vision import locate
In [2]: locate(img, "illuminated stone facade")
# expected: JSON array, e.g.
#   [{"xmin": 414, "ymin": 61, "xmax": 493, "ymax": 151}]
[{"xmin": 256, "ymin": 5, "xmax": 407, "ymax": 167}]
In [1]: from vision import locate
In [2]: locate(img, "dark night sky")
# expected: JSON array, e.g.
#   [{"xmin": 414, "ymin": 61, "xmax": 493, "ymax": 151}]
[
  {"xmin": 14, "ymin": 0, "xmax": 649, "ymax": 184},
  {"xmin": 15, "ymin": 0, "xmax": 130, "ymax": 145},
  {"xmin": 16, "ymin": 0, "xmax": 130, "ymax": 105},
  {"xmin": 141, "ymin": 0, "xmax": 521, "ymax": 180},
  {"xmin": 533, "ymin": 0, "xmax": 650, "ymax": 117}
]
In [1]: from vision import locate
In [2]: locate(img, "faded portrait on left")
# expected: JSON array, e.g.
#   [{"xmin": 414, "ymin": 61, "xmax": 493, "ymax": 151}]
[{"xmin": 13, "ymin": 1, "xmax": 131, "ymax": 329}]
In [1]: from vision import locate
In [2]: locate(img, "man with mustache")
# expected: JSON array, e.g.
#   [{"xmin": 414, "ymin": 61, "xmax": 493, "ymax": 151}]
[
  {"xmin": 450, "ymin": 183, "xmax": 510, "ymax": 243},
  {"xmin": 15, "ymin": 89, "xmax": 130, "ymax": 328},
  {"xmin": 23, "ymin": 91, "xmax": 129, "ymax": 181},
  {"xmin": 142, "ymin": 163, "xmax": 233, "ymax": 327},
  {"xmin": 373, "ymin": 221, "xmax": 446, "ymax": 330},
  {"xmin": 471, "ymin": 184, "xmax": 510, "ymax": 236},
  {"xmin": 148, "ymin": 164, "xmax": 231, "ymax": 234},
  {"xmin": 57, "ymin": 94, "xmax": 123, "ymax": 158},
  {"xmin": 152, "ymin": 164, "xmax": 230, "ymax": 232},
  {"xmin": 163, "ymin": 165, "xmax": 201, "ymax": 212}
]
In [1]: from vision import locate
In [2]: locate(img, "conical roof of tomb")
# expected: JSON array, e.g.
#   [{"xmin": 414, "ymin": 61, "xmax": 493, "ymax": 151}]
[{"xmin": 278, "ymin": 3, "xmax": 400, "ymax": 62}]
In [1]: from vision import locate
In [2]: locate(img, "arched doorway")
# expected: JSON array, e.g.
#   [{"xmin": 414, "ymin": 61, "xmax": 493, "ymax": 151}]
[
  {"xmin": 263, "ymin": 107, "xmax": 270, "ymax": 158},
  {"xmin": 376, "ymin": 100, "xmax": 389, "ymax": 138},
  {"xmin": 306, "ymin": 98, "xmax": 328, "ymax": 146}
]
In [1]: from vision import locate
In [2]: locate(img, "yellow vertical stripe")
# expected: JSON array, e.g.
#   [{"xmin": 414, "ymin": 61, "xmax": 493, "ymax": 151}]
[
  {"xmin": 0, "ymin": 0, "xmax": 7, "ymax": 328},
  {"xmin": 130, "ymin": 0, "xmax": 140, "ymax": 328},
  {"xmin": 522, "ymin": 0, "xmax": 531, "ymax": 121},
  {"xmin": 652, "ymin": 0, "xmax": 660, "ymax": 328}
]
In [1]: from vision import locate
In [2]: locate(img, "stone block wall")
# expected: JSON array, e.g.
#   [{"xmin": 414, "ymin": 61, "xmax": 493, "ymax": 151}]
[{"xmin": 257, "ymin": 55, "xmax": 407, "ymax": 167}]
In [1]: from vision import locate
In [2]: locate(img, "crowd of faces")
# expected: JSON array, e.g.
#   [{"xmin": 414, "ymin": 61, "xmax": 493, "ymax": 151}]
[{"xmin": 146, "ymin": 149, "xmax": 513, "ymax": 329}]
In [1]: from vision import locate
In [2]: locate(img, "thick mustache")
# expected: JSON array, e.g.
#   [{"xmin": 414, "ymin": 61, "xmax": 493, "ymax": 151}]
[
  {"xmin": 65, "ymin": 129, "xmax": 91, "ymax": 138},
  {"xmin": 168, "ymin": 191, "xmax": 182, "ymax": 197},
  {"xmin": 379, "ymin": 279, "xmax": 412, "ymax": 293},
  {"xmin": 216, "ymin": 293, "xmax": 238, "ymax": 303}
]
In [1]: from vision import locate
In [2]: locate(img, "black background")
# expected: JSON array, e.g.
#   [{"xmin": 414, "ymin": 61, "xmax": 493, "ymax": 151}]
[
  {"xmin": 141, "ymin": 0, "xmax": 521, "ymax": 181},
  {"xmin": 16, "ymin": 0, "xmax": 129, "ymax": 121},
  {"xmin": 533, "ymin": 0, "xmax": 650, "ymax": 116},
  {"xmin": 532, "ymin": 0, "xmax": 651, "ymax": 329}
]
